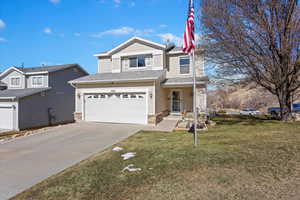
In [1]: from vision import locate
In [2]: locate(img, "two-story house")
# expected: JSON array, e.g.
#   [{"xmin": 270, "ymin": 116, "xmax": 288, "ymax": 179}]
[
  {"xmin": 70, "ymin": 37, "xmax": 208, "ymax": 125},
  {"xmin": 0, "ymin": 64, "xmax": 88, "ymax": 130}
]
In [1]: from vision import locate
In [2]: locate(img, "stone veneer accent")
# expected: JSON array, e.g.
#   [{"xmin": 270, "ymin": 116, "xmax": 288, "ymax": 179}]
[
  {"xmin": 148, "ymin": 110, "xmax": 170, "ymax": 125},
  {"xmin": 74, "ymin": 112, "xmax": 83, "ymax": 121}
]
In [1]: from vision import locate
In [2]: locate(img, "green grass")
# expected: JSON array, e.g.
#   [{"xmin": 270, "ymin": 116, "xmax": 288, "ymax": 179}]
[{"xmin": 11, "ymin": 115, "xmax": 300, "ymax": 200}]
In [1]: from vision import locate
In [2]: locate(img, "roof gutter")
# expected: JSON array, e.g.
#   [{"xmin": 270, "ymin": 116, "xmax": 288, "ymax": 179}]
[{"xmin": 69, "ymin": 77, "xmax": 161, "ymax": 85}]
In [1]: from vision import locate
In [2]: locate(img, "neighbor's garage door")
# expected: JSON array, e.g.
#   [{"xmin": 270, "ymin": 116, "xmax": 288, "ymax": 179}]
[
  {"xmin": 85, "ymin": 93, "xmax": 147, "ymax": 125},
  {"xmin": 0, "ymin": 105, "xmax": 14, "ymax": 130}
]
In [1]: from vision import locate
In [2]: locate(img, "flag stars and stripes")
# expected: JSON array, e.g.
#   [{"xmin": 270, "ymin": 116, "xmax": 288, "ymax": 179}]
[{"xmin": 182, "ymin": 0, "xmax": 195, "ymax": 54}]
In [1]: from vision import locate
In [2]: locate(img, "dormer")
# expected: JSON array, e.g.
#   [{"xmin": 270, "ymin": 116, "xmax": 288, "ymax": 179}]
[
  {"xmin": 94, "ymin": 37, "xmax": 167, "ymax": 73},
  {"xmin": 0, "ymin": 67, "xmax": 26, "ymax": 89}
]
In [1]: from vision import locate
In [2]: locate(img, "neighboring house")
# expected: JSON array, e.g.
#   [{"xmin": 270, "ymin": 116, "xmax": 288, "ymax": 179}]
[
  {"xmin": 0, "ymin": 81, "xmax": 7, "ymax": 90},
  {"xmin": 0, "ymin": 72, "xmax": 7, "ymax": 90},
  {"xmin": 70, "ymin": 37, "xmax": 208, "ymax": 125},
  {"xmin": 0, "ymin": 64, "xmax": 88, "ymax": 130}
]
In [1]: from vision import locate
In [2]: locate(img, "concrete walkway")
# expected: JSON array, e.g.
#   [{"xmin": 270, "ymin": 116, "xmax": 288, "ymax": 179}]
[
  {"xmin": 143, "ymin": 119, "xmax": 179, "ymax": 132},
  {"xmin": 0, "ymin": 122, "xmax": 143, "ymax": 200}
]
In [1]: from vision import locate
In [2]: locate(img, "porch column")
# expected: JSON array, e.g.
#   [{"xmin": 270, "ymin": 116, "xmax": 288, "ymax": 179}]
[{"xmin": 196, "ymin": 87, "xmax": 207, "ymax": 113}]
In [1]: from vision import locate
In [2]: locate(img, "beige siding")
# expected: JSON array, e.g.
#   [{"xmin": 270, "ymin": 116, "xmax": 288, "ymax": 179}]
[
  {"xmin": 166, "ymin": 54, "xmax": 205, "ymax": 78},
  {"xmin": 97, "ymin": 41, "xmax": 165, "ymax": 73},
  {"xmin": 153, "ymin": 54, "xmax": 163, "ymax": 68},
  {"xmin": 112, "ymin": 57, "xmax": 121, "ymax": 73},
  {"xmin": 155, "ymin": 77, "xmax": 169, "ymax": 114},
  {"xmin": 98, "ymin": 57, "xmax": 112, "ymax": 73},
  {"xmin": 117, "ymin": 42, "xmax": 158, "ymax": 54}
]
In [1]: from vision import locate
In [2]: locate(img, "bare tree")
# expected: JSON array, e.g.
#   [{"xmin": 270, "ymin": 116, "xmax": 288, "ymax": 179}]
[{"xmin": 201, "ymin": 0, "xmax": 300, "ymax": 121}]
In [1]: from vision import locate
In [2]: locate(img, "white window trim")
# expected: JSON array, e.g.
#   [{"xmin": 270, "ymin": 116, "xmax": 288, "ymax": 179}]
[
  {"xmin": 9, "ymin": 76, "xmax": 21, "ymax": 88},
  {"xmin": 178, "ymin": 56, "xmax": 191, "ymax": 75},
  {"xmin": 31, "ymin": 76, "xmax": 44, "ymax": 88},
  {"xmin": 128, "ymin": 56, "xmax": 148, "ymax": 69}
]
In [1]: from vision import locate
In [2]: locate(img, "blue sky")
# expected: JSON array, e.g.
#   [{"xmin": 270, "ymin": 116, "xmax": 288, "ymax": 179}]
[{"xmin": 0, "ymin": 0, "xmax": 199, "ymax": 74}]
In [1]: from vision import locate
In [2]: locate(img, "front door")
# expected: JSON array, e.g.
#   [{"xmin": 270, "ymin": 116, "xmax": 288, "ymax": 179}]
[{"xmin": 171, "ymin": 90, "xmax": 181, "ymax": 113}]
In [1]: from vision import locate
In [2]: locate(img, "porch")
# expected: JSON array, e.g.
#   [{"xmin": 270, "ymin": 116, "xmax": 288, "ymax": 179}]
[{"xmin": 150, "ymin": 80, "xmax": 207, "ymax": 125}]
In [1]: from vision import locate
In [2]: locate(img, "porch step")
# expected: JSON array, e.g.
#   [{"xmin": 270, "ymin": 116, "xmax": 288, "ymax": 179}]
[{"xmin": 163, "ymin": 115, "xmax": 182, "ymax": 121}]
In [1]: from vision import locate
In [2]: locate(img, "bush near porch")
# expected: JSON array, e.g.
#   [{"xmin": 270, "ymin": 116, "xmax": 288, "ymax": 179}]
[{"xmin": 12, "ymin": 115, "xmax": 300, "ymax": 200}]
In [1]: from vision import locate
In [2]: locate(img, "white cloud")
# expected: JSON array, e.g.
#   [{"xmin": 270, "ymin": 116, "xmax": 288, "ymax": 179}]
[
  {"xmin": 159, "ymin": 24, "xmax": 167, "ymax": 28},
  {"xmin": 49, "ymin": 0, "xmax": 61, "ymax": 4},
  {"xmin": 157, "ymin": 33, "xmax": 183, "ymax": 46},
  {"xmin": 0, "ymin": 37, "xmax": 7, "ymax": 42},
  {"xmin": 113, "ymin": 0, "xmax": 121, "ymax": 7},
  {"xmin": 74, "ymin": 33, "xmax": 81, "ymax": 37},
  {"xmin": 0, "ymin": 19, "xmax": 6, "ymax": 29},
  {"xmin": 91, "ymin": 26, "xmax": 154, "ymax": 38},
  {"xmin": 129, "ymin": 2, "xmax": 135, "ymax": 7},
  {"xmin": 44, "ymin": 27, "xmax": 53, "ymax": 34}
]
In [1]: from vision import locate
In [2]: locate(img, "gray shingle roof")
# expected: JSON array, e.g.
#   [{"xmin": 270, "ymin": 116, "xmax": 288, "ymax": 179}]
[
  {"xmin": 170, "ymin": 47, "xmax": 182, "ymax": 52},
  {"xmin": 16, "ymin": 64, "xmax": 83, "ymax": 73},
  {"xmin": 162, "ymin": 76, "xmax": 209, "ymax": 86},
  {"xmin": 70, "ymin": 70, "xmax": 165, "ymax": 84},
  {"xmin": 0, "ymin": 87, "xmax": 51, "ymax": 99}
]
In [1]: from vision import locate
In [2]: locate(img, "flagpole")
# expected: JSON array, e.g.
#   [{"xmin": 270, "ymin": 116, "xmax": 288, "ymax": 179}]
[{"xmin": 192, "ymin": 49, "xmax": 198, "ymax": 147}]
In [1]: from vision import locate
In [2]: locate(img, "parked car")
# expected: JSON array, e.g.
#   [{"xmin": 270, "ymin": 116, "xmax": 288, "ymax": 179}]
[
  {"xmin": 240, "ymin": 109, "xmax": 261, "ymax": 115},
  {"xmin": 268, "ymin": 103, "xmax": 300, "ymax": 118}
]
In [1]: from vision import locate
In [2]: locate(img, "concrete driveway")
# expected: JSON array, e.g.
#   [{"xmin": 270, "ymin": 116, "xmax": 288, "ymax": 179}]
[
  {"xmin": 0, "ymin": 129, "xmax": 9, "ymax": 134},
  {"xmin": 0, "ymin": 122, "xmax": 143, "ymax": 200}
]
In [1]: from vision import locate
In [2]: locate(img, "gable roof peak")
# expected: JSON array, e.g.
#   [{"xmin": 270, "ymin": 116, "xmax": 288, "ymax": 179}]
[{"xmin": 94, "ymin": 37, "xmax": 166, "ymax": 57}]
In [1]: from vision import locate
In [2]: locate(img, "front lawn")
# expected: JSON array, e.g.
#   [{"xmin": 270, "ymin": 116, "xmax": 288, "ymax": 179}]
[{"xmin": 12, "ymin": 116, "xmax": 300, "ymax": 200}]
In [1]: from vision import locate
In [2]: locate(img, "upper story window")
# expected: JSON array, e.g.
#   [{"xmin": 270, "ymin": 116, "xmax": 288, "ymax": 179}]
[
  {"xmin": 130, "ymin": 56, "xmax": 146, "ymax": 68},
  {"xmin": 122, "ymin": 56, "xmax": 152, "ymax": 69},
  {"xmin": 32, "ymin": 76, "xmax": 44, "ymax": 87},
  {"xmin": 10, "ymin": 77, "xmax": 21, "ymax": 87},
  {"xmin": 179, "ymin": 56, "xmax": 190, "ymax": 74}
]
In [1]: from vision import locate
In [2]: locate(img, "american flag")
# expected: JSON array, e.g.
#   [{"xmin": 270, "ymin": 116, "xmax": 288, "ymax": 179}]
[{"xmin": 182, "ymin": 0, "xmax": 195, "ymax": 54}]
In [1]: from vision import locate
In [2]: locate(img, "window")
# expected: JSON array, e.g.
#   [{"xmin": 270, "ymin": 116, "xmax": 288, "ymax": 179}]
[
  {"xmin": 129, "ymin": 56, "xmax": 151, "ymax": 68},
  {"xmin": 10, "ymin": 77, "xmax": 21, "ymax": 87},
  {"xmin": 32, "ymin": 76, "xmax": 44, "ymax": 87},
  {"xmin": 129, "ymin": 57, "xmax": 138, "ymax": 68},
  {"xmin": 123, "ymin": 94, "xmax": 129, "ymax": 99},
  {"xmin": 179, "ymin": 56, "xmax": 190, "ymax": 74},
  {"xmin": 130, "ymin": 94, "xmax": 137, "ymax": 99},
  {"xmin": 100, "ymin": 94, "xmax": 106, "ymax": 99}
]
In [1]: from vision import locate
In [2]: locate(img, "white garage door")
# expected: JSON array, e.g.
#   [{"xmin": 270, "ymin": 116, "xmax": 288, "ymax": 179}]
[
  {"xmin": 0, "ymin": 106, "xmax": 14, "ymax": 130},
  {"xmin": 85, "ymin": 93, "xmax": 147, "ymax": 125}
]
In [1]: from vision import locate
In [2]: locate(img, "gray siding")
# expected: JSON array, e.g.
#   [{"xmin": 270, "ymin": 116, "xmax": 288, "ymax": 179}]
[{"xmin": 18, "ymin": 67, "xmax": 86, "ymax": 130}]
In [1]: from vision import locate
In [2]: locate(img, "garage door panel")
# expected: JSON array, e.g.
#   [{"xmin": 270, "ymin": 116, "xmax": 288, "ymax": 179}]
[
  {"xmin": 0, "ymin": 107, "xmax": 14, "ymax": 130},
  {"xmin": 85, "ymin": 93, "xmax": 147, "ymax": 125}
]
